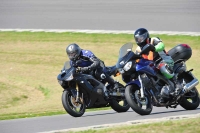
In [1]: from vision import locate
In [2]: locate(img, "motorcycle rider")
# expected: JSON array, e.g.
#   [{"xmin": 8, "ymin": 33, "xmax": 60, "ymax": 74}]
[
  {"xmin": 134, "ymin": 28, "xmax": 182, "ymax": 103},
  {"xmin": 66, "ymin": 43, "xmax": 119, "ymax": 91}
]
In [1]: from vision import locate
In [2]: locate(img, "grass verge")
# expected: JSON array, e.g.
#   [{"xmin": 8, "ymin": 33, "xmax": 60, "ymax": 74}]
[{"xmin": 66, "ymin": 117, "xmax": 200, "ymax": 133}]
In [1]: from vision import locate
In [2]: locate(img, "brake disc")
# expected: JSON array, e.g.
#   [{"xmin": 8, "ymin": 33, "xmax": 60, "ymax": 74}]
[
  {"xmin": 134, "ymin": 90, "xmax": 148, "ymax": 105},
  {"xmin": 70, "ymin": 97, "xmax": 81, "ymax": 108}
]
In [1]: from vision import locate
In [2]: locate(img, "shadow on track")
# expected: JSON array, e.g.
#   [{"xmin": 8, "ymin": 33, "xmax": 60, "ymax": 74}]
[
  {"xmin": 150, "ymin": 107, "xmax": 200, "ymax": 115},
  {"xmin": 82, "ymin": 110, "xmax": 134, "ymax": 117},
  {"xmin": 82, "ymin": 107, "xmax": 200, "ymax": 117}
]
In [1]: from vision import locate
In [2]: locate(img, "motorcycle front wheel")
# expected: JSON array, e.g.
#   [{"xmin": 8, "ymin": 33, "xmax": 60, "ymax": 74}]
[
  {"xmin": 125, "ymin": 84, "xmax": 153, "ymax": 115},
  {"xmin": 62, "ymin": 90, "xmax": 86, "ymax": 117}
]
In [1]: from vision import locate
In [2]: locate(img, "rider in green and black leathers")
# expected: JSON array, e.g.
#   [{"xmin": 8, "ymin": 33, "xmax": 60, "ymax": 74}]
[{"xmin": 134, "ymin": 28, "xmax": 182, "ymax": 103}]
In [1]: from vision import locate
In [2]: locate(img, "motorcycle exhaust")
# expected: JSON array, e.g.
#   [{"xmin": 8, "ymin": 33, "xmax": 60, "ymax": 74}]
[{"xmin": 183, "ymin": 78, "xmax": 199, "ymax": 93}]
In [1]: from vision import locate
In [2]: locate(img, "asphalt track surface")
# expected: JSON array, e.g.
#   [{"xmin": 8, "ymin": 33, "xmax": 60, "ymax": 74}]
[
  {"xmin": 0, "ymin": 0, "xmax": 200, "ymax": 133},
  {"xmin": 0, "ymin": 107, "xmax": 200, "ymax": 133},
  {"xmin": 0, "ymin": 0, "xmax": 200, "ymax": 32}
]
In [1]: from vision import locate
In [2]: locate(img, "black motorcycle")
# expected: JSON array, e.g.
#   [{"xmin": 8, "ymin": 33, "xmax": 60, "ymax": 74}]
[
  {"xmin": 116, "ymin": 43, "xmax": 200, "ymax": 115},
  {"xmin": 57, "ymin": 61, "xmax": 130, "ymax": 117}
]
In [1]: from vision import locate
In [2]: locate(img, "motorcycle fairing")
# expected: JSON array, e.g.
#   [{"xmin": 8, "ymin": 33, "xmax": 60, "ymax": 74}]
[
  {"xmin": 116, "ymin": 52, "xmax": 134, "ymax": 68},
  {"xmin": 73, "ymin": 73, "xmax": 108, "ymax": 107}
]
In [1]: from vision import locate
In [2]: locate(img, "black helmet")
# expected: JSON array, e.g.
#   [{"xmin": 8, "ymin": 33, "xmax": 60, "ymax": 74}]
[
  {"xmin": 66, "ymin": 43, "xmax": 81, "ymax": 61},
  {"xmin": 134, "ymin": 28, "xmax": 149, "ymax": 47}
]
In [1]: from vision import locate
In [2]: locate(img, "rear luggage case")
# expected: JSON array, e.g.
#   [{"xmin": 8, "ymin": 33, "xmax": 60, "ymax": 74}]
[{"xmin": 167, "ymin": 44, "xmax": 192, "ymax": 62}]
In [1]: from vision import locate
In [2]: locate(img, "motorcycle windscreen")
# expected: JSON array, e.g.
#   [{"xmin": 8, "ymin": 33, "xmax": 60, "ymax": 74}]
[
  {"xmin": 116, "ymin": 43, "xmax": 134, "ymax": 68},
  {"xmin": 118, "ymin": 43, "xmax": 133, "ymax": 59},
  {"xmin": 62, "ymin": 61, "xmax": 71, "ymax": 70}
]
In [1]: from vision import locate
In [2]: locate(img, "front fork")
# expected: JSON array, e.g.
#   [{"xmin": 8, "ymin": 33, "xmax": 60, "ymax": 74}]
[
  {"xmin": 69, "ymin": 83, "xmax": 83, "ymax": 104},
  {"xmin": 138, "ymin": 75, "xmax": 145, "ymax": 98}
]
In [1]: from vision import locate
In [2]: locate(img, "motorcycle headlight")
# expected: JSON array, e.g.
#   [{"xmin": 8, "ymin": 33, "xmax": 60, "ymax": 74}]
[
  {"xmin": 65, "ymin": 74, "xmax": 73, "ymax": 81},
  {"xmin": 123, "ymin": 61, "xmax": 132, "ymax": 71}
]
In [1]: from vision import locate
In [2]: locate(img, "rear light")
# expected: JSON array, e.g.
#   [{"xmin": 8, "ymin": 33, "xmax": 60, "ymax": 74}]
[{"xmin": 181, "ymin": 44, "xmax": 190, "ymax": 48}]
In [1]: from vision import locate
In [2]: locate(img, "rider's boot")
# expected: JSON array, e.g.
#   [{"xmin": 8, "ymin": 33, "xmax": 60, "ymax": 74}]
[
  {"xmin": 170, "ymin": 76, "xmax": 182, "ymax": 96},
  {"xmin": 159, "ymin": 85, "xmax": 170, "ymax": 104},
  {"xmin": 112, "ymin": 81, "xmax": 119, "ymax": 90},
  {"xmin": 159, "ymin": 97, "xmax": 165, "ymax": 103},
  {"xmin": 103, "ymin": 73, "xmax": 119, "ymax": 90}
]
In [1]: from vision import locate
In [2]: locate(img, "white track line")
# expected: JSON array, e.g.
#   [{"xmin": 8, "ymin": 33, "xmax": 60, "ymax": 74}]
[{"xmin": 0, "ymin": 29, "xmax": 200, "ymax": 36}]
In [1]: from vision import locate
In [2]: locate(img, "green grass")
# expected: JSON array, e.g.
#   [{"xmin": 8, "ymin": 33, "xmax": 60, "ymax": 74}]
[
  {"xmin": 66, "ymin": 117, "xmax": 200, "ymax": 133},
  {"xmin": 0, "ymin": 107, "xmax": 112, "ymax": 120},
  {"xmin": 0, "ymin": 31, "xmax": 200, "ymax": 120},
  {"xmin": 37, "ymin": 85, "xmax": 51, "ymax": 98}
]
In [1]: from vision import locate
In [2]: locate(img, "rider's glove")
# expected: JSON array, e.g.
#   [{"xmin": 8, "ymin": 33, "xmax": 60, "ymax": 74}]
[
  {"xmin": 76, "ymin": 67, "xmax": 81, "ymax": 73},
  {"xmin": 135, "ymin": 53, "xmax": 142, "ymax": 59},
  {"xmin": 149, "ymin": 44, "xmax": 155, "ymax": 51},
  {"xmin": 81, "ymin": 67, "xmax": 89, "ymax": 73},
  {"xmin": 143, "ymin": 44, "xmax": 155, "ymax": 51},
  {"xmin": 76, "ymin": 67, "xmax": 89, "ymax": 73},
  {"xmin": 72, "ymin": 62, "xmax": 78, "ymax": 67}
]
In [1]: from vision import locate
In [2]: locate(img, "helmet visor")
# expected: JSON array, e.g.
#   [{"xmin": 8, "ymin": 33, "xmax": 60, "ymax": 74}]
[
  {"xmin": 135, "ymin": 32, "xmax": 148, "ymax": 44},
  {"xmin": 68, "ymin": 52, "xmax": 78, "ymax": 60}
]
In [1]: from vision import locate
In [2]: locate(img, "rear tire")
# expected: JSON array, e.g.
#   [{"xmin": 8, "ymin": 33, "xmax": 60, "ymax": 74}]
[
  {"xmin": 180, "ymin": 87, "xmax": 200, "ymax": 110},
  {"xmin": 109, "ymin": 83, "xmax": 130, "ymax": 112},
  {"xmin": 62, "ymin": 90, "xmax": 86, "ymax": 117},
  {"xmin": 179, "ymin": 74, "xmax": 200, "ymax": 110},
  {"xmin": 109, "ymin": 99, "xmax": 130, "ymax": 112},
  {"xmin": 125, "ymin": 84, "xmax": 152, "ymax": 115}
]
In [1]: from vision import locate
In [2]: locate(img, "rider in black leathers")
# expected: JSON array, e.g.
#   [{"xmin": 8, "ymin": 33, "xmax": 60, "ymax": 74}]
[{"xmin": 66, "ymin": 43, "xmax": 118, "ymax": 90}]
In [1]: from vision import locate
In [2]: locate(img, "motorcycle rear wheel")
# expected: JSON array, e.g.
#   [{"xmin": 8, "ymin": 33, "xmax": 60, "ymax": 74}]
[
  {"xmin": 178, "ymin": 74, "xmax": 200, "ymax": 110},
  {"xmin": 109, "ymin": 99, "xmax": 130, "ymax": 112},
  {"xmin": 125, "ymin": 84, "xmax": 153, "ymax": 115},
  {"xmin": 180, "ymin": 87, "xmax": 200, "ymax": 110},
  {"xmin": 109, "ymin": 83, "xmax": 130, "ymax": 112},
  {"xmin": 62, "ymin": 90, "xmax": 86, "ymax": 117}
]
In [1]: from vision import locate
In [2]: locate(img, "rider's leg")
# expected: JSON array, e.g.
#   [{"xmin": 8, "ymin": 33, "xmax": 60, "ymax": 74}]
[
  {"xmin": 158, "ymin": 63, "xmax": 182, "ymax": 102},
  {"xmin": 95, "ymin": 67, "xmax": 118, "ymax": 90}
]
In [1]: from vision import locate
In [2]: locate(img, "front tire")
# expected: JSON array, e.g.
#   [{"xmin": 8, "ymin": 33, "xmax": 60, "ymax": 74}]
[
  {"xmin": 125, "ymin": 84, "xmax": 153, "ymax": 115},
  {"xmin": 62, "ymin": 90, "xmax": 86, "ymax": 117}
]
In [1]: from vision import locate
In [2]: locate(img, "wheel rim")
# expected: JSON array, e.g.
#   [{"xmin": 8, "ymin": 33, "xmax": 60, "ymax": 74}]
[
  {"xmin": 131, "ymin": 89, "xmax": 151, "ymax": 110},
  {"xmin": 117, "ymin": 99, "xmax": 129, "ymax": 107},
  {"xmin": 182, "ymin": 76, "xmax": 199, "ymax": 104},
  {"xmin": 115, "ymin": 83, "xmax": 129, "ymax": 107},
  {"xmin": 184, "ymin": 89, "xmax": 199, "ymax": 104},
  {"xmin": 68, "ymin": 95, "xmax": 84, "ymax": 113}
]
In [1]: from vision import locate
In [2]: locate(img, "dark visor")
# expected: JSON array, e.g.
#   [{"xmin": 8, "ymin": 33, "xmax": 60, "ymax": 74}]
[{"xmin": 135, "ymin": 32, "xmax": 148, "ymax": 43}]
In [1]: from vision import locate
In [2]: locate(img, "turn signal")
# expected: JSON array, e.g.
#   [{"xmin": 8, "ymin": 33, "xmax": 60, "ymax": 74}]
[
  {"xmin": 115, "ymin": 72, "xmax": 121, "ymax": 77},
  {"xmin": 136, "ymin": 59, "xmax": 140, "ymax": 63}
]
